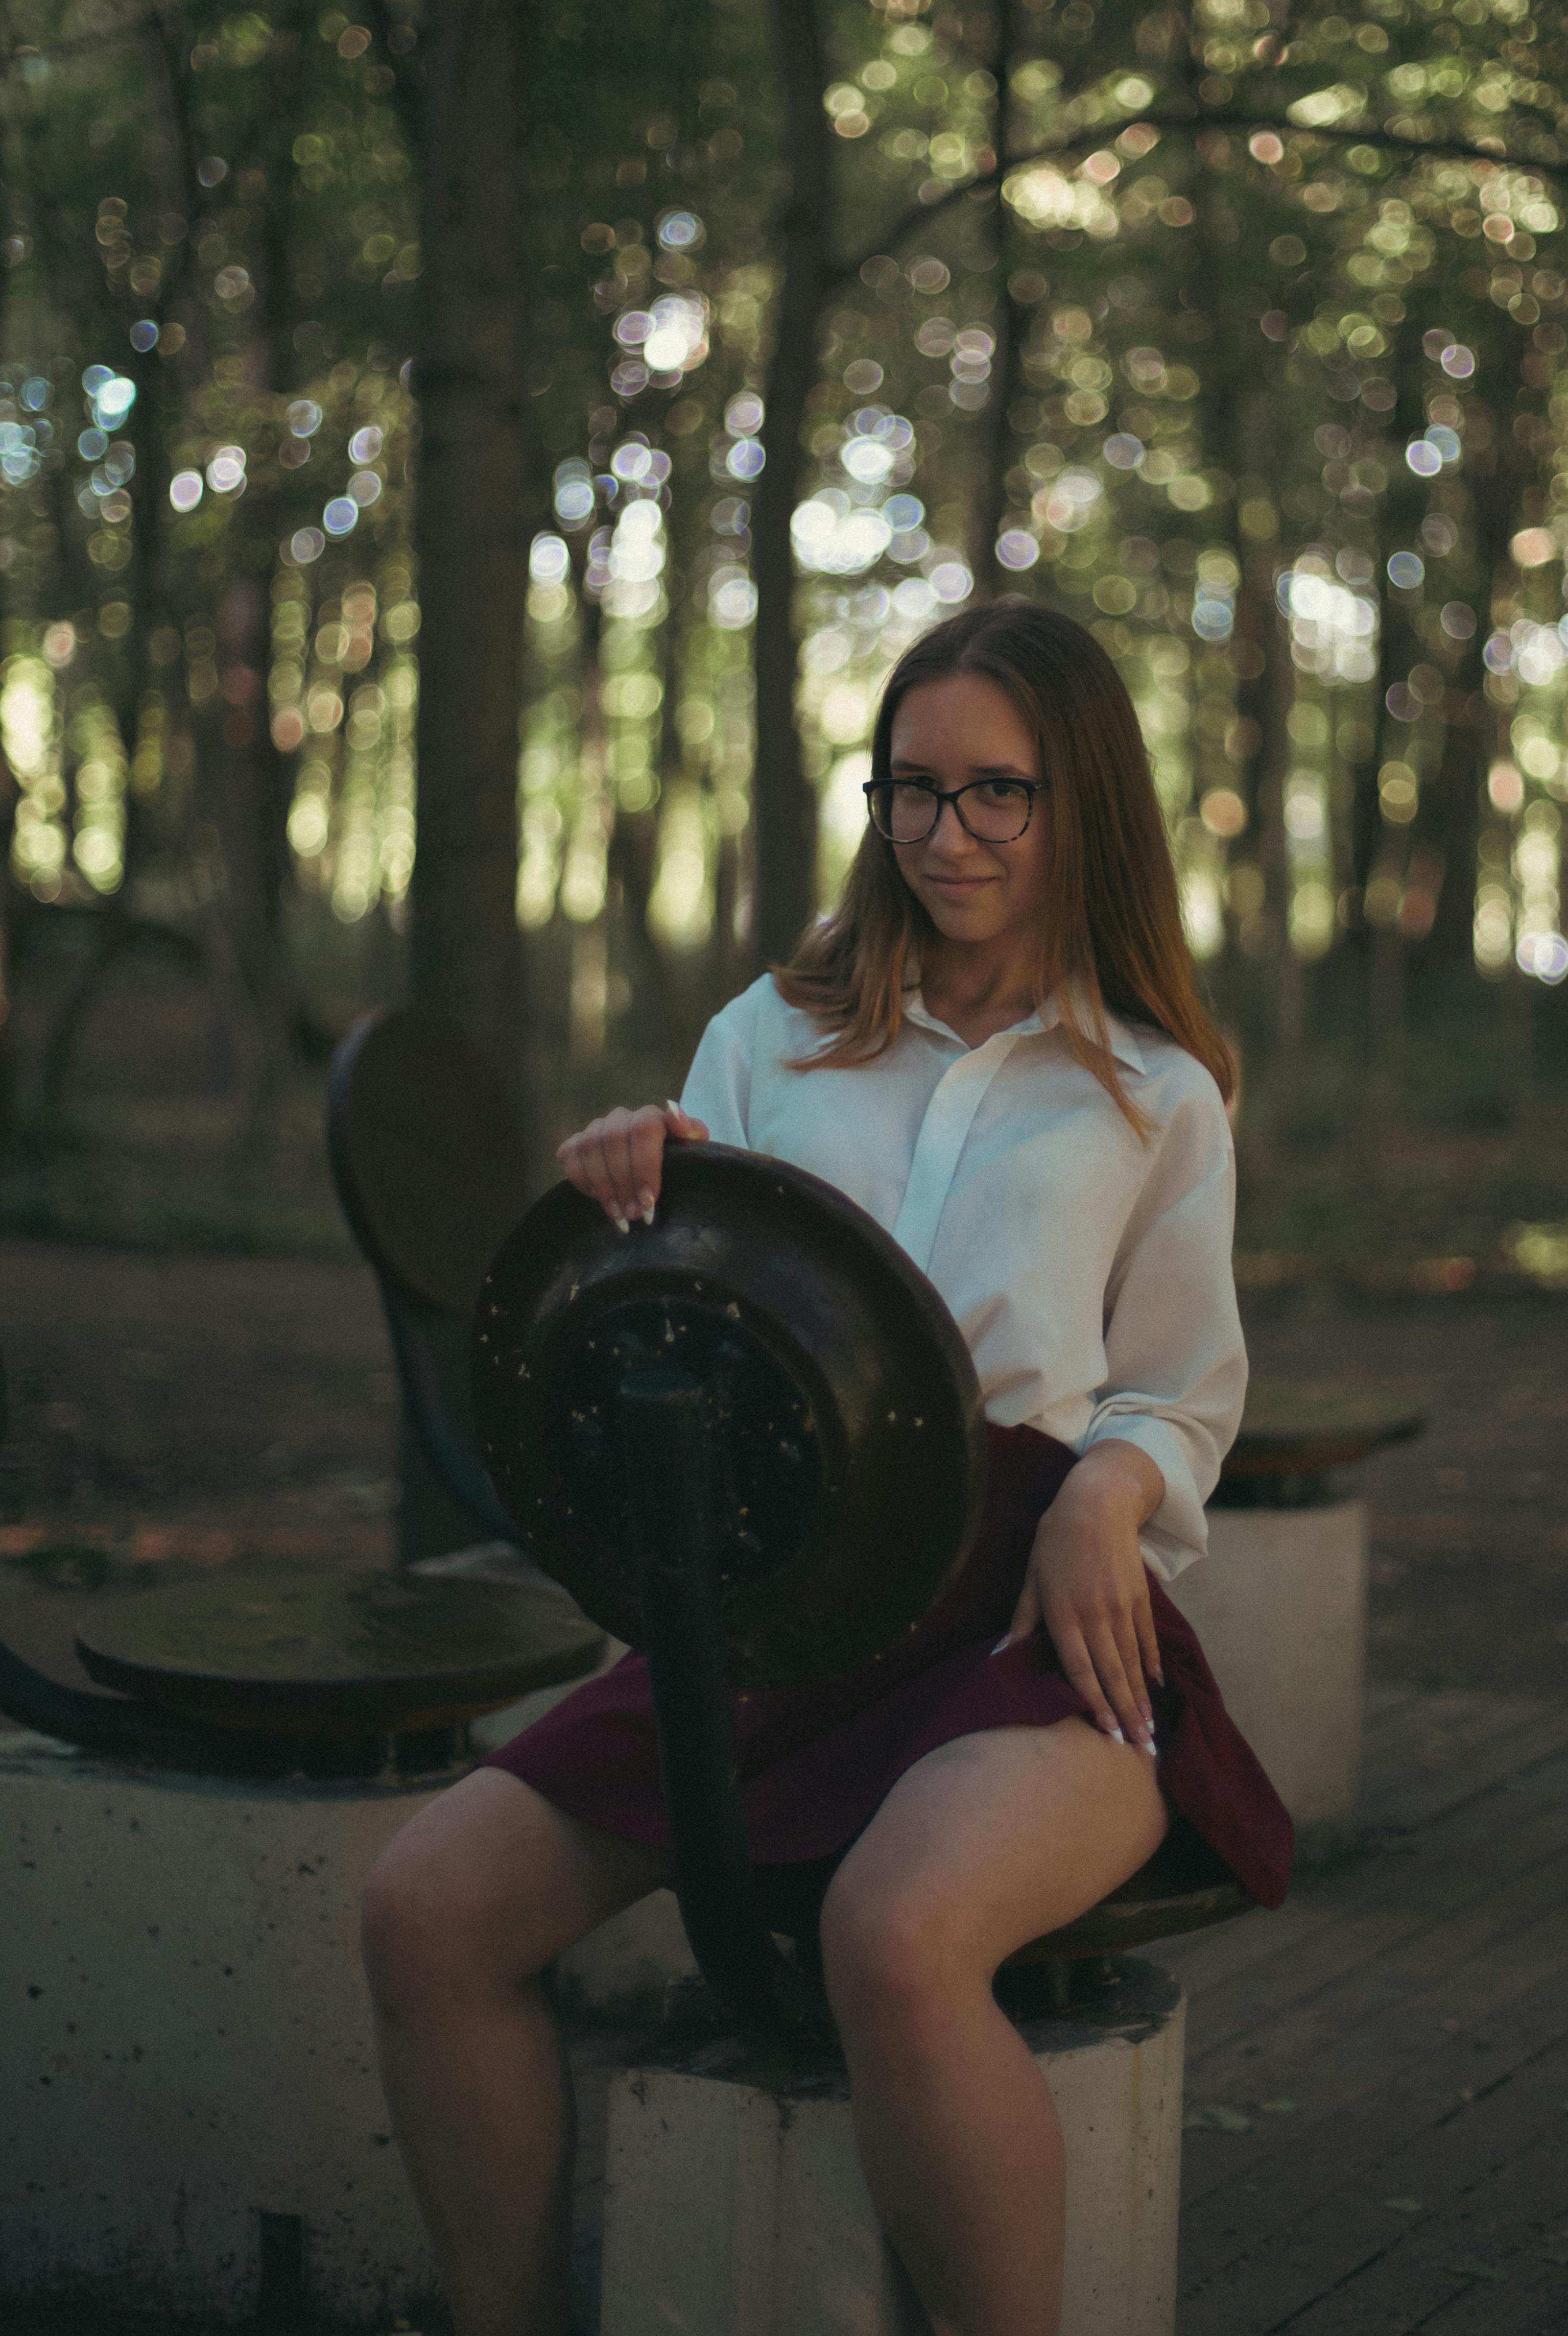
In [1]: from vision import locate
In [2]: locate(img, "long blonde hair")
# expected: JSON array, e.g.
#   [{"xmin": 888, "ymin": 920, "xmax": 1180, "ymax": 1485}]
[{"xmin": 774, "ymin": 603, "xmax": 1235, "ymax": 1128}]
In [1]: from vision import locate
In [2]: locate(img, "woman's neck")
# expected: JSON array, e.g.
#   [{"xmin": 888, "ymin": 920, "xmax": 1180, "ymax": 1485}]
[{"xmin": 919, "ymin": 939, "xmax": 1039, "ymax": 1049}]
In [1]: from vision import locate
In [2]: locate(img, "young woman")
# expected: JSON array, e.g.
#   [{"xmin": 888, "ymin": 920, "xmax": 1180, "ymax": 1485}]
[{"xmin": 361, "ymin": 603, "xmax": 1292, "ymax": 2336}]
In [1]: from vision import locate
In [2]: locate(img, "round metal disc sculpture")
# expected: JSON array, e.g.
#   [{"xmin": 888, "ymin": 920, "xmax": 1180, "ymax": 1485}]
[
  {"xmin": 473, "ymin": 1142, "xmax": 990, "ymax": 1694},
  {"xmin": 1217, "ymin": 1379, "xmax": 1424, "ymax": 1501},
  {"xmin": 74, "ymin": 1568, "xmax": 603, "ymax": 1739}
]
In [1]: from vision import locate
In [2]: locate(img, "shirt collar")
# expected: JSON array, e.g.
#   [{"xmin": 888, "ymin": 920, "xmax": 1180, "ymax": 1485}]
[{"xmin": 902, "ymin": 987, "xmax": 1147, "ymax": 1075}]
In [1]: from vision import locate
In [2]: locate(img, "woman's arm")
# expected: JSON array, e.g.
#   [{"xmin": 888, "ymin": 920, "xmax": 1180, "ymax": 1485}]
[
  {"xmin": 1084, "ymin": 1151, "xmax": 1247, "ymax": 1583},
  {"xmin": 998, "ymin": 1440, "xmax": 1165, "ymax": 1752},
  {"xmin": 997, "ymin": 1089, "xmax": 1246, "ymax": 1751}
]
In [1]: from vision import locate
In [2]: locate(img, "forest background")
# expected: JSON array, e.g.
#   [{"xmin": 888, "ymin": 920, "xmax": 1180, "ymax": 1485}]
[{"xmin": 2, "ymin": 0, "xmax": 1567, "ymax": 1289}]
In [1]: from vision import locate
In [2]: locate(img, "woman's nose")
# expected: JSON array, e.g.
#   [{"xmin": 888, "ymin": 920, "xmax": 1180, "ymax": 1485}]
[{"xmin": 926, "ymin": 798, "xmax": 973, "ymax": 851}]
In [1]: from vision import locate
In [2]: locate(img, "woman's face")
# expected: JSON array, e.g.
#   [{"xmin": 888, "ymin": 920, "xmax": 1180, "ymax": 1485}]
[{"xmin": 884, "ymin": 672, "xmax": 1052, "ymax": 951}]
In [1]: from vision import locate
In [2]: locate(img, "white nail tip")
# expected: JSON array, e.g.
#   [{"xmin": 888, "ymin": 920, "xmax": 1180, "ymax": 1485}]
[
  {"xmin": 990, "ymin": 1637, "xmax": 1010, "ymax": 1656},
  {"xmin": 612, "ymin": 1216, "xmax": 630, "ymax": 1235},
  {"xmin": 641, "ymin": 1205, "xmax": 656, "ymax": 1226},
  {"xmin": 1105, "ymin": 1725, "xmax": 1126, "ymax": 1745}
]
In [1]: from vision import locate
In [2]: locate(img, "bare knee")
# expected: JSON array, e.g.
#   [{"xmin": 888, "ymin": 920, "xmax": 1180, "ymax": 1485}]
[
  {"xmin": 819, "ymin": 1863, "xmax": 980, "ymax": 2048},
  {"xmin": 361, "ymin": 1830, "xmax": 545, "ymax": 2023}
]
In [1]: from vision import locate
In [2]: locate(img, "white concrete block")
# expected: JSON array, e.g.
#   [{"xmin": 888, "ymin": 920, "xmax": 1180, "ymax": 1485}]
[
  {"xmin": 0, "ymin": 1735, "xmax": 442, "ymax": 2324},
  {"xmin": 601, "ymin": 1959, "xmax": 1185, "ymax": 2336},
  {"xmin": 1170, "ymin": 1499, "xmax": 1367, "ymax": 1832},
  {"xmin": 555, "ymin": 1887, "xmax": 698, "ymax": 2019}
]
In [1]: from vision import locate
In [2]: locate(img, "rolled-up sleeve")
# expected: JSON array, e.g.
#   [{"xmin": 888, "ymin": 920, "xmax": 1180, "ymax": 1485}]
[{"xmin": 1080, "ymin": 1149, "xmax": 1246, "ymax": 1584}]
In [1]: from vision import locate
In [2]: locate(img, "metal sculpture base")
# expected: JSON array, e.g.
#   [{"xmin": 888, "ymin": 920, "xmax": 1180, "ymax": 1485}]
[{"xmin": 601, "ymin": 1958, "xmax": 1185, "ymax": 2336}]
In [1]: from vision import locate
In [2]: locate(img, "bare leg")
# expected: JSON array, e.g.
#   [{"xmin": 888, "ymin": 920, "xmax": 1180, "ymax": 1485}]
[
  {"xmin": 820, "ymin": 1719, "xmax": 1168, "ymax": 2336},
  {"xmin": 361, "ymin": 1768, "xmax": 666, "ymax": 2336}
]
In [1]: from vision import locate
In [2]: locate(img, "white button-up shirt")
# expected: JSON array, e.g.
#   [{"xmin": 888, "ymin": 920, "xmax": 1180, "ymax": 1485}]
[{"xmin": 680, "ymin": 973, "xmax": 1246, "ymax": 1582}]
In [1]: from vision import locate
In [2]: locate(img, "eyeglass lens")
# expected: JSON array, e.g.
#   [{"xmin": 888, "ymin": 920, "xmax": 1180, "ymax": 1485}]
[{"xmin": 869, "ymin": 780, "xmax": 1033, "ymax": 843}]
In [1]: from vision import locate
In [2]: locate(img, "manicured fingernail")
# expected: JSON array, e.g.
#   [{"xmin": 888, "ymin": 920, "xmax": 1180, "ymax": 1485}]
[
  {"xmin": 639, "ymin": 1191, "xmax": 656, "ymax": 1225},
  {"xmin": 1144, "ymin": 1739, "xmax": 1159, "ymax": 1758},
  {"xmin": 1140, "ymin": 1702, "xmax": 1154, "ymax": 1727},
  {"xmin": 611, "ymin": 1214, "xmax": 630, "ymax": 1235},
  {"xmin": 666, "ymin": 1097, "xmax": 683, "ymax": 1118},
  {"xmin": 1100, "ymin": 1719, "xmax": 1126, "ymax": 1745},
  {"xmin": 1152, "ymin": 1665, "xmax": 1165, "ymax": 1686},
  {"xmin": 991, "ymin": 1636, "xmax": 1010, "ymax": 1656}
]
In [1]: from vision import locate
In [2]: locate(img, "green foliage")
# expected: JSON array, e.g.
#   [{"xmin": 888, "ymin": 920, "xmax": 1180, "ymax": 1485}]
[{"xmin": 1, "ymin": 0, "xmax": 1565, "ymax": 1083}]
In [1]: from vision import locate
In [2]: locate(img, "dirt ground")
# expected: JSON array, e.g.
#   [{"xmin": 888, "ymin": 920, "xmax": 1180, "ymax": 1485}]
[{"xmin": 1, "ymin": 1234, "xmax": 1565, "ymax": 1705}]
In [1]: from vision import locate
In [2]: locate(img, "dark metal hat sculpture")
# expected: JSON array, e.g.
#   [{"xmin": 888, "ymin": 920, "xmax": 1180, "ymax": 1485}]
[{"xmin": 473, "ymin": 1141, "xmax": 990, "ymax": 1692}]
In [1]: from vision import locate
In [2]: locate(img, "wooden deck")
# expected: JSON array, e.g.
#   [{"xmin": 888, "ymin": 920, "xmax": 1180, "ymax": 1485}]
[
  {"xmin": 1163, "ymin": 1682, "xmax": 1568, "ymax": 2335},
  {"xmin": 566, "ymin": 1681, "xmax": 1568, "ymax": 2335}
]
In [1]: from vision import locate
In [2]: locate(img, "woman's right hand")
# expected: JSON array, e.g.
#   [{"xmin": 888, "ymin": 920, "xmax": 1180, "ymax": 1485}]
[{"xmin": 556, "ymin": 1102, "xmax": 709, "ymax": 1232}]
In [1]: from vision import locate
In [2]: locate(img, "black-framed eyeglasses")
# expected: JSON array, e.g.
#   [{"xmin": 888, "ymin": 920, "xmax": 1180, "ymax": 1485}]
[{"xmin": 863, "ymin": 776, "xmax": 1046, "ymax": 846}]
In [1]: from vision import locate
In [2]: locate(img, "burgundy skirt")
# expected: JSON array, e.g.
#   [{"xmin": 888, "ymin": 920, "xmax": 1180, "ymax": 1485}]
[{"xmin": 484, "ymin": 1423, "xmax": 1293, "ymax": 1910}]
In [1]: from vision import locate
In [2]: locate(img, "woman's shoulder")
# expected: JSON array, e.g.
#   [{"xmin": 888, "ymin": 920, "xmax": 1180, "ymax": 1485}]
[
  {"xmin": 1113, "ymin": 1015, "xmax": 1234, "ymax": 1146},
  {"xmin": 703, "ymin": 972, "xmax": 826, "ymax": 1059}
]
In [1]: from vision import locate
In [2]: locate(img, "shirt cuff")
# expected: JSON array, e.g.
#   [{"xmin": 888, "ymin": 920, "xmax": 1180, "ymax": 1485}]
[{"xmin": 1077, "ymin": 1411, "xmax": 1209, "ymax": 1585}]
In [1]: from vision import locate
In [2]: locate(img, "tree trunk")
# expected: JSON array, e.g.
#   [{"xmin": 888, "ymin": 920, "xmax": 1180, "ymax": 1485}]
[
  {"xmin": 976, "ymin": 0, "xmax": 1024, "ymax": 592},
  {"xmin": 750, "ymin": 0, "xmax": 833, "ymax": 969},
  {"xmin": 406, "ymin": 2, "xmax": 530, "ymax": 1085},
  {"xmin": 1422, "ymin": 335, "xmax": 1526, "ymax": 968}
]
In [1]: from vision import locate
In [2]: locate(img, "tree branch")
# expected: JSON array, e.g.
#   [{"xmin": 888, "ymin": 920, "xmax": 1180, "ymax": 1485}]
[{"xmin": 834, "ymin": 109, "xmax": 1568, "ymax": 279}]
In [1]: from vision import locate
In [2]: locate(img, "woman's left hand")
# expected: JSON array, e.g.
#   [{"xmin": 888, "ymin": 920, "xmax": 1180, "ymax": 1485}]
[{"xmin": 996, "ymin": 1440, "xmax": 1165, "ymax": 1753}]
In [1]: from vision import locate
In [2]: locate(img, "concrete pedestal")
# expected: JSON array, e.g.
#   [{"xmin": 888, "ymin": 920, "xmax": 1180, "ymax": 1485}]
[
  {"xmin": 1, "ymin": 1732, "xmax": 442, "ymax": 2325},
  {"xmin": 601, "ymin": 1958, "xmax": 1184, "ymax": 2336},
  {"xmin": 1171, "ymin": 1499, "xmax": 1367, "ymax": 1843}
]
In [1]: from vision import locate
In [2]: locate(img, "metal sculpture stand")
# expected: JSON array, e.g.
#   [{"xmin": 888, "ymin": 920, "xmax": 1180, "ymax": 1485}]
[{"xmin": 621, "ymin": 1367, "xmax": 832, "ymax": 2044}]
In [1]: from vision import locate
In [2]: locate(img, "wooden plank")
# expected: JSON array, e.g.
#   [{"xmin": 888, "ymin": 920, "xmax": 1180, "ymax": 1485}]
[
  {"xmin": 1179, "ymin": 1872, "xmax": 1568, "ymax": 2230},
  {"xmin": 1237, "ymin": 2037, "xmax": 1568, "ymax": 2335},
  {"xmin": 1422, "ymin": 2256, "xmax": 1568, "ymax": 2336},
  {"xmin": 1185, "ymin": 1821, "xmax": 1568, "ymax": 2102},
  {"xmin": 1178, "ymin": 1955, "xmax": 1568, "ymax": 2322},
  {"xmin": 1179, "ymin": 1847, "xmax": 1568, "ymax": 2102},
  {"xmin": 1364, "ymin": 1700, "xmax": 1568, "ymax": 1834},
  {"xmin": 1167, "ymin": 1694, "xmax": 1566, "ymax": 2034},
  {"xmin": 1181, "ymin": 1862, "xmax": 1568, "ymax": 2191},
  {"xmin": 1171, "ymin": 1808, "xmax": 1529, "ymax": 2042},
  {"xmin": 1362, "ymin": 1678, "xmax": 1430, "ymax": 1729},
  {"xmin": 1160, "ymin": 1891, "xmax": 1346, "ymax": 2011},
  {"xmin": 1358, "ymin": 1683, "xmax": 1539, "ymax": 1768},
  {"xmin": 1178, "ymin": 1754, "xmax": 1568, "ymax": 2072}
]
